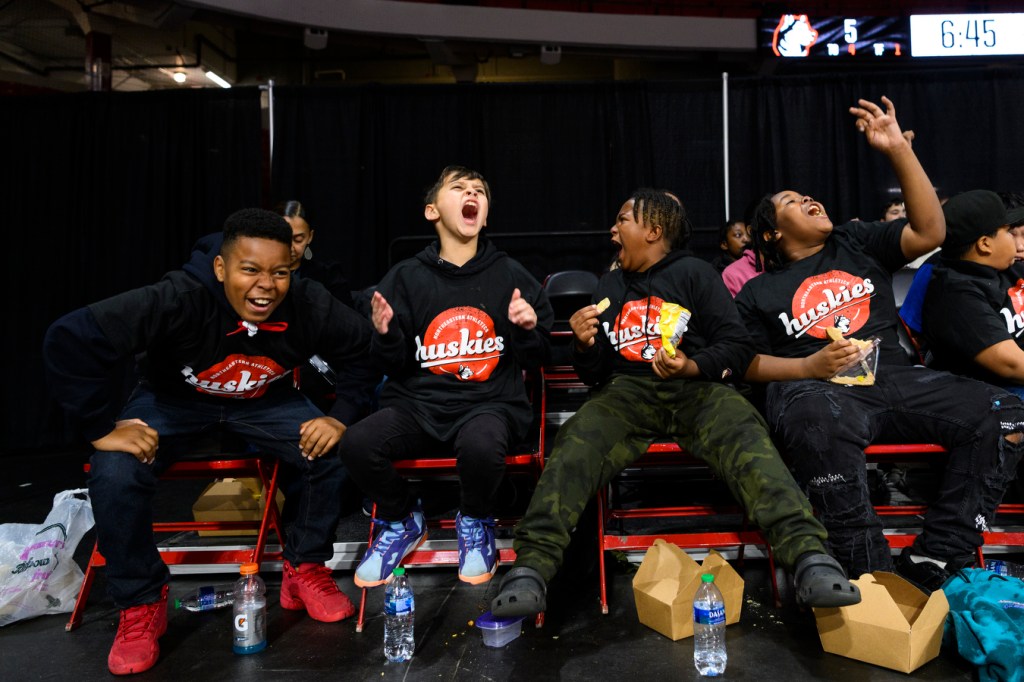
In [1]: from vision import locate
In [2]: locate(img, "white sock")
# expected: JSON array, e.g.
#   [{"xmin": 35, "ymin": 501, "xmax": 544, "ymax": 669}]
[{"xmin": 909, "ymin": 553, "xmax": 947, "ymax": 569}]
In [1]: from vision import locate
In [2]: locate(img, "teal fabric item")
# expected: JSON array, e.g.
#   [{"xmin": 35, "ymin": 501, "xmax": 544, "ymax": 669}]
[{"xmin": 942, "ymin": 568, "xmax": 1024, "ymax": 682}]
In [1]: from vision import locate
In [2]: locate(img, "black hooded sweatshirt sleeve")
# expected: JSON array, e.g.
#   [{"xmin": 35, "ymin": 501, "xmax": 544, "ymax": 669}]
[
  {"xmin": 572, "ymin": 251, "xmax": 754, "ymax": 386},
  {"xmin": 45, "ymin": 239, "xmax": 373, "ymax": 443}
]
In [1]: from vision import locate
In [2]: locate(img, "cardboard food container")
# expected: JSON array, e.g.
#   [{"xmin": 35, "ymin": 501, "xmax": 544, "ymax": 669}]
[
  {"xmin": 813, "ymin": 571, "xmax": 949, "ymax": 673},
  {"xmin": 191, "ymin": 477, "xmax": 284, "ymax": 537},
  {"xmin": 631, "ymin": 539, "xmax": 744, "ymax": 640}
]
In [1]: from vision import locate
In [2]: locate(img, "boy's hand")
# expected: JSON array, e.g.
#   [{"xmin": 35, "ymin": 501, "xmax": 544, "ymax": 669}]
[
  {"xmin": 849, "ymin": 96, "xmax": 910, "ymax": 156},
  {"xmin": 651, "ymin": 348, "xmax": 697, "ymax": 379},
  {"xmin": 801, "ymin": 339, "xmax": 861, "ymax": 379},
  {"xmin": 299, "ymin": 416, "xmax": 346, "ymax": 460},
  {"xmin": 371, "ymin": 291, "xmax": 394, "ymax": 335},
  {"xmin": 91, "ymin": 418, "xmax": 159, "ymax": 464},
  {"xmin": 570, "ymin": 304, "xmax": 602, "ymax": 350},
  {"xmin": 508, "ymin": 288, "xmax": 537, "ymax": 330}
]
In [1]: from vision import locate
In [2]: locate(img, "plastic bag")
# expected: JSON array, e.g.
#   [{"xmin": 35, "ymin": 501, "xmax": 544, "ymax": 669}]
[{"xmin": 0, "ymin": 489, "xmax": 94, "ymax": 627}]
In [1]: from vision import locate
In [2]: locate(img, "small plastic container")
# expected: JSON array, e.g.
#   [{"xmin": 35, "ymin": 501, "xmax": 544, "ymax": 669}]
[
  {"xmin": 830, "ymin": 336, "xmax": 881, "ymax": 386},
  {"xmin": 476, "ymin": 610, "xmax": 525, "ymax": 647}
]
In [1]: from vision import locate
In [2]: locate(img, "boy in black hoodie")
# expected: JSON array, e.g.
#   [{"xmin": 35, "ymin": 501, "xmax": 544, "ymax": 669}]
[
  {"xmin": 340, "ymin": 166, "xmax": 553, "ymax": 588},
  {"xmin": 44, "ymin": 209, "xmax": 371, "ymax": 675},
  {"xmin": 491, "ymin": 188, "xmax": 859, "ymax": 618}
]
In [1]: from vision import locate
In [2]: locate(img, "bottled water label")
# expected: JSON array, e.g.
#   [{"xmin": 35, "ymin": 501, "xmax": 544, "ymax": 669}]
[
  {"xmin": 197, "ymin": 586, "xmax": 216, "ymax": 609},
  {"xmin": 694, "ymin": 605, "xmax": 725, "ymax": 625},
  {"xmin": 385, "ymin": 597, "xmax": 414, "ymax": 615}
]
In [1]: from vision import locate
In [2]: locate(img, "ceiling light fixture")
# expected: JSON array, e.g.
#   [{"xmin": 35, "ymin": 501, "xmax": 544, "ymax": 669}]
[
  {"xmin": 172, "ymin": 71, "xmax": 187, "ymax": 84},
  {"xmin": 205, "ymin": 69, "xmax": 231, "ymax": 88}
]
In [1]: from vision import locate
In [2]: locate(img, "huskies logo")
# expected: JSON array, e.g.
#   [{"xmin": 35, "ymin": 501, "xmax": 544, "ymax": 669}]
[
  {"xmin": 181, "ymin": 354, "xmax": 288, "ymax": 398},
  {"xmin": 603, "ymin": 297, "xmax": 663, "ymax": 362},
  {"xmin": 415, "ymin": 306, "xmax": 504, "ymax": 381},
  {"xmin": 772, "ymin": 14, "xmax": 818, "ymax": 57},
  {"xmin": 778, "ymin": 271, "xmax": 875, "ymax": 339},
  {"xmin": 1000, "ymin": 278, "xmax": 1024, "ymax": 337}
]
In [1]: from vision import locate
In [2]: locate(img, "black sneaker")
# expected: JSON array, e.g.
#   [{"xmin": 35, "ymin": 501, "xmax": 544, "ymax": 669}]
[{"xmin": 894, "ymin": 547, "xmax": 951, "ymax": 594}]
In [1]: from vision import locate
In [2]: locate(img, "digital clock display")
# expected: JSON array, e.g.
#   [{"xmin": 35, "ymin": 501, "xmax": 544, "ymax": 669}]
[
  {"xmin": 759, "ymin": 15, "xmax": 909, "ymax": 58},
  {"xmin": 910, "ymin": 14, "xmax": 1024, "ymax": 57}
]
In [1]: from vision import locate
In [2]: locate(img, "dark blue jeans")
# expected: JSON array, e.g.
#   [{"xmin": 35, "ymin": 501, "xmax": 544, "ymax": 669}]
[
  {"xmin": 766, "ymin": 365, "xmax": 1024, "ymax": 578},
  {"xmin": 88, "ymin": 384, "xmax": 346, "ymax": 608}
]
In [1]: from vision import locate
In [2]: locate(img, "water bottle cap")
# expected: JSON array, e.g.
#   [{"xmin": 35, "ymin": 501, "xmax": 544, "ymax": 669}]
[
  {"xmin": 701, "ymin": 573, "xmax": 715, "ymax": 583},
  {"xmin": 393, "ymin": 567, "xmax": 406, "ymax": 576},
  {"xmin": 240, "ymin": 562, "xmax": 259, "ymax": 575}
]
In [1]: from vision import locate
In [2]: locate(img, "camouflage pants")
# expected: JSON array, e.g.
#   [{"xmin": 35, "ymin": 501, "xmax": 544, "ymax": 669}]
[{"xmin": 513, "ymin": 374, "xmax": 827, "ymax": 582}]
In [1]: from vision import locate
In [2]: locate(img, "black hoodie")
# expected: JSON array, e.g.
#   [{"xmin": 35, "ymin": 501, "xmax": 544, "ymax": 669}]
[
  {"xmin": 372, "ymin": 237, "xmax": 553, "ymax": 441},
  {"xmin": 572, "ymin": 250, "xmax": 753, "ymax": 386},
  {"xmin": 44, "ymin": 238, "xmax": 372, "ymax": 442}
]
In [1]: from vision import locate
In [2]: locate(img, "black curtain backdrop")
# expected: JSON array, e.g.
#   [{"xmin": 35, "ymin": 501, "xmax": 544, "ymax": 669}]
[
  {"xmin": 5, "ymin": 67, "xmax": 1024, "ymax": 452},
  {"xmin": 3, "ymin": 88, "xmax": 263, "ymax": 452},
  {"xmin": 270, "ymin": 68, "xmax": 1024, "ymax": 291}
]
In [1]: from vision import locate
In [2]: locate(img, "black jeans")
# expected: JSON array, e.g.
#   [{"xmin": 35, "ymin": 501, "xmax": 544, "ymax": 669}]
[
  {"xmin": 339, "ymin": 407, "xmax": 510, "ymax": 521},
  {"xmin": 766, "ymin": 365, "xmax": 1024, "ymax": 578},
  {"xmin": 88, "ymin": 384, "xmax": 347, "ymax": 608}
]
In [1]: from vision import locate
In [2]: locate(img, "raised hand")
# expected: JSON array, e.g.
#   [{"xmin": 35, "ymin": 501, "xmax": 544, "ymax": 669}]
[
  {"xmin": 508, "ymin": 288, "xmax": 538, "ymax": 330},
  {"xmin": 849, "ymin": 96, "xmax": 910, "ymax": 155},
  {"xmin": 570, "ymin": 303, "xmax": 602, "ymax": 350},
  {"xmin": 371, "ymin": 290, "xmax": 394, "ymax": 335}
]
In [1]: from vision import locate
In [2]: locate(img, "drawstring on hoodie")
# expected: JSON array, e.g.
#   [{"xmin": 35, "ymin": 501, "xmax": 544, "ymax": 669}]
[{"xmin": 226, "ymin": 321, "xmax": 289, "ymax": 337}]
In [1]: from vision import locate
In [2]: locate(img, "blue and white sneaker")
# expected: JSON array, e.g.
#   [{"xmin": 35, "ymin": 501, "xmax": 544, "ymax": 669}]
[
  {"xmin": 354, "ymin": 507, "xmax": 427, "ymax": 588},
  {"xmin": 456, "ymin": 513, "xmax": 497, "ymax": 584}
]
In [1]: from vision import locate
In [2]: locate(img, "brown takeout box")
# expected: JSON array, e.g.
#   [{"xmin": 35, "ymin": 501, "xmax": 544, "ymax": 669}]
[
  {"xmin": 813, "ymin": 571, "xmax": 949, "ymax": 673},
  {"xmin": 631, "ymin": 539, "xmax": 744, "ymax": 640},
  {"xmin": 191, "ymin": 477, "xmax": 284, "ymax": 537}
]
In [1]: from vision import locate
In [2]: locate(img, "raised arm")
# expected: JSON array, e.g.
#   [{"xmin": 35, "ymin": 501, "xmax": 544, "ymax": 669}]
[{"xmin": 849, "ymin": 96, "xmax": 943, "ymax": 260}]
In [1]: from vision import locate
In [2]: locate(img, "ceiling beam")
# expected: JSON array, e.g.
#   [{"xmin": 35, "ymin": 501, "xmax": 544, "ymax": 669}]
[{"xmin": 182, "ymin": 0, "xmax": 755, "ymax": 51}]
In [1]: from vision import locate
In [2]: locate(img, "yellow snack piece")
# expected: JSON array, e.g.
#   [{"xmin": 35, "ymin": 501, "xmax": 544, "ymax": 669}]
[
  {"xmin": 659, "ymin": 302, "xmax": 692, "ymax": 358},
  {"xmin": 595, "ymin": 297, "xmax": 611, "ymax": 313}
]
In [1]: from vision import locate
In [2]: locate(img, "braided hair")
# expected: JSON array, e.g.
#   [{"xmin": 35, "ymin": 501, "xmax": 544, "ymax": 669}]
[
  {"xmin": 629, "ymin": 187, "xmax": 691, "ymax": 249},
  {"xmin": 748, "ymin": 193, "xmax": 788, "ymax": 273}
]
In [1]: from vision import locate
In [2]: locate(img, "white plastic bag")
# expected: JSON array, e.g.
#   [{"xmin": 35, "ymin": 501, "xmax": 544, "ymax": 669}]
[{"xmin": 0, "ymin": 489, "xmax": 94, "ymax": 626}]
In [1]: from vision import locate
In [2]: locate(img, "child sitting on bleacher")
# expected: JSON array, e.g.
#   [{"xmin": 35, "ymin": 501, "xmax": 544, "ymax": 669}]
[
  {"xmin": 43, "ymin": 209, "xmax": 372, "ymax": 675},
  {"xmin": 921, "ymin": 190, "xmax": 1024, "ymax": 397},
  {"xmin": 491, "ymin": 188, "xmax": 860, "ymax": 618},
  {"xmin": 736, "ymin": 97, "xmax": 1024, "ymax": 593},
  {"xmin": 340, "ymin": 165, "xmax": 553, "ymax": 588}
]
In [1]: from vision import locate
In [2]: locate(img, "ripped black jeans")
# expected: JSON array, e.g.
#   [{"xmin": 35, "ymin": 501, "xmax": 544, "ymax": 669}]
[{"xmin": 766, "ymin": 365, "xmax": 1024, "ymax": 578}]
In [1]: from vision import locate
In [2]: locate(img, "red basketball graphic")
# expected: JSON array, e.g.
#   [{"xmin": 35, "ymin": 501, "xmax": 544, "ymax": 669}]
[
  {"xmin": 782, "ymin": 270, "xmax": 875, "ymax": 340},
  {"xmin": 608, "ymin": 296, "xmax": 663, "ymax": 362},
  {"xmin": 183, "ymin": 354, "xmax": 288, "ymax": 398},
  {"xmin": 415, "ymin": 306, "xmax": 503, "ymax": 381}
]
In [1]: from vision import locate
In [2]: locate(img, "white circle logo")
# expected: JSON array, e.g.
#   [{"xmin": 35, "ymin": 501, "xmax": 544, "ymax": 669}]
[{"xmin": 234, "ymin": 614, "xmax": 248, "ymax": 632}]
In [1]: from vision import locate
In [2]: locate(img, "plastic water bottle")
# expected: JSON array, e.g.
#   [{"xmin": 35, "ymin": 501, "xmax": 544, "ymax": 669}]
[
  {"xmin": 232, "ymin": 563, "xmax": 267, "ymax": 654},
  {"xmin": 383, "ymin": 567, "xmax": 414, "ymax": 662},
  {"xmin": 693, "ymin": 573, "xmax": 727, "ymax": 677},
  {"xmin": 174, "ymin": 584, "xmax": 234, "ymax": 612},
  {"xmin": 986, "ymin": 559, "xmax": 1024, "ymax": 577}
]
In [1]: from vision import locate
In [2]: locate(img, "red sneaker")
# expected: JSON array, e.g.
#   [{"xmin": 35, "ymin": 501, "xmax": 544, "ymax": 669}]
[
  {"xmin": 280, "ymin": 561, "xmax": 355, "ymax": 622},
  {"xmin": 107, "ymin": 584, "xmax": 169, "ymax": 675}
]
